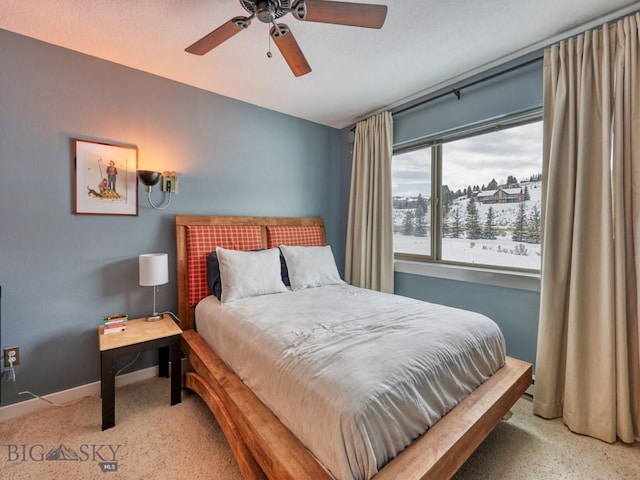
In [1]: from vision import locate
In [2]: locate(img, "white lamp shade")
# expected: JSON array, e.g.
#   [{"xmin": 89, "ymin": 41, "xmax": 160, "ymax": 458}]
[{"xmin": 139, "ymin": 253, "xmax": 169, "ymax": 287}]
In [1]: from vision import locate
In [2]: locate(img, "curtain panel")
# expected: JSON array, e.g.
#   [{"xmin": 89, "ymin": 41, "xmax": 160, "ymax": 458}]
[
  {"xmin": 534, "ymin": 12, "xmax": 640, "ymax": 444},
  {"xmin": 345, "ymin": 111, "xmax": 394, "ymax": 293}
]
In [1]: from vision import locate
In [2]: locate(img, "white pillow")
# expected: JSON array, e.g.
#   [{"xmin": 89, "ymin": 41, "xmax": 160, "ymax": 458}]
[
  {"xmin": 216, "ymin": 247, "xmax": 288, "ymax": 302},
  {"xmin": 279, "ymin": 245, "xmax": 344, "ymax": 291}
]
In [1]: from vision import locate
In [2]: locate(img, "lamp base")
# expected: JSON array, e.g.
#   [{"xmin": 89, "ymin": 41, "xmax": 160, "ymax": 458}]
[{"xmin": 145, "ymin": 313, "xmax": 163, "ymax": 322}]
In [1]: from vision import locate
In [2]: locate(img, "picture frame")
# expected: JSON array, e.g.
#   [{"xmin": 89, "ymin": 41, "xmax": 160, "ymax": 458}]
[{"xmin": 73, "ymin": 139, "xmax": 138, "ymax": 216}]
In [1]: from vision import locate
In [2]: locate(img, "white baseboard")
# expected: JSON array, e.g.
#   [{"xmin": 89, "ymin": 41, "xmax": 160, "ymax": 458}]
[{"xmin": 0, "ymin": 365, "xmax": 159, "ymax": 423}]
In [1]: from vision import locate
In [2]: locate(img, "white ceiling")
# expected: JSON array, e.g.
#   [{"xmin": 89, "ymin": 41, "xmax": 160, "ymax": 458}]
[{"xmin": 1, "ymin": 0, "xmax": 639, "ymax": 129}]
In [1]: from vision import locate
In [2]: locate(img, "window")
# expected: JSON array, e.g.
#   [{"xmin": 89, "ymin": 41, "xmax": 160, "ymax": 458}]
[
  {"xmin": 392, "ymin": 147, "xmax": 431, "ymax": 256},
  {"xmin": 392, "ymin": 114, "xmax": 543, "ymax": 272}
]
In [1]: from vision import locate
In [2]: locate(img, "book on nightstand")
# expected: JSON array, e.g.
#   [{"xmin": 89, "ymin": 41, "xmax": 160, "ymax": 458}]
[{"xmin": 102, "ymin": 314, "xmax": 128, "ymax": 334}]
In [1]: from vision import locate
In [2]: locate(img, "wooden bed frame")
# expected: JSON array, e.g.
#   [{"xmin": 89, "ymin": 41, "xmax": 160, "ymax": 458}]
[{"xmin": 176, "ymin": 215, "xmax": 533, "ymax": 480}]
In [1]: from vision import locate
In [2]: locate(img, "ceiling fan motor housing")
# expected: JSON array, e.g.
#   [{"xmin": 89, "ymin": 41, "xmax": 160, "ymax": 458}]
[{"xmin": 241, "ymin": 0, "xmax": 293, "ymax": 22}]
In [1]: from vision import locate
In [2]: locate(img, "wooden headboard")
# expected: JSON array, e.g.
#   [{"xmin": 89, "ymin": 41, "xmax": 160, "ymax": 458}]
[{"xmin": 175, "ymin": 215, "xmax": 326, "ymax": 331}]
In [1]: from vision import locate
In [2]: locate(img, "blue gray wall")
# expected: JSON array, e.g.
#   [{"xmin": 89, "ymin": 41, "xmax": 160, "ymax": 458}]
[
  {"xmin": 0, "ymin": 29, "xmax": 341, "ymax": 406},
  {"xmin": 342, "ymin": 54, "xmax": 543, "ymax": 368},
  {"xmin": 394, "ymin": 274, "xmax": 540, "ymax": 368}
]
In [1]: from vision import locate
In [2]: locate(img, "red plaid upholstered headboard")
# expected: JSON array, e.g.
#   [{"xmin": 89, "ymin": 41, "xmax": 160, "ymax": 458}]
[
  {"xmin": 176, "ymin": 216, "xmax": 326, "ymax": 331},
  {"xmin": 185, "ymin": 225, "xmax": 264, "ymax": 307},
  {"xmin": 265, "ymin": 225, "xmax": 325, "ymax": 249}
]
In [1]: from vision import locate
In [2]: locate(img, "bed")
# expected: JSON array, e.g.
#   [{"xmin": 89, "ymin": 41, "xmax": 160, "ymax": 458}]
[{"xmin": 176, "ymin": 215, "xmax": 532, "ymax": 480}]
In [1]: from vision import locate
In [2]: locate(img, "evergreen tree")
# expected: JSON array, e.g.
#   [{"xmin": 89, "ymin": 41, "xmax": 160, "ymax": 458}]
[
  {"xmin": 466, "ymin": 199, "xmax": 483, "ymax": 239},
  {"xmin": 415, "ymin": 215, "xmax": 427, "ymax": 236},
  {"xmin": 442, "ymin": 209, "xmax": 450, "ymax": 237},
  {"xmin": 415, "ymin": 194, "xmax": 428, "ymax": 218},
  {"xmin": 450, "ymin": 207, "xmax": 463, "ymax": 238},
  {"xmin": 524, "ymin": 184, "xmax": 531, "ymax": 201},
  {"xmin": 441, "ymin": 185, "xmax": 452, "ymax": 213},
  {"xmin": 526, "ymin": 204, "xmax": 541, "ymax": 243},
  {"xmin": 487, "ymin": 178, "xmax": 498, "ymax": 190},
  {"xmin": 414, "ymin": 194, "xmax": 428, "ymax": 236},
  {"xmin": 402, "ymin": 210, "xmax": 415, "ymax": 235},
  {"xmin": 441, "ymin": 185, "xmax": 459, "ymax": 224},
  {"xmin": 507, "ymin": 175, "xmax": 518, "ymax": 185},
  {"xmin": 512, "ymin": 202, "xmax": 527, "ymax": 241},
  {"xmin": 483, "ymin": 206, "xmax": 497, "ymax": 240}
]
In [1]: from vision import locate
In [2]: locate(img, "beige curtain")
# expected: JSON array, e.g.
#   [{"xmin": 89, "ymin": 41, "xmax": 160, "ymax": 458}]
[
  {"xmin": 345, "ymin": 111, "xmax": 394, "ymax": 293},
  {"xmin": 534, "ymin": 13, "xmax": 640, "ymax": 443}
]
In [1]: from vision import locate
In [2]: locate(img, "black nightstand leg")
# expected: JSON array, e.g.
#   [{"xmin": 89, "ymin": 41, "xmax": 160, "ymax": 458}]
[
  {"xmin": 170, "ymin": 339, "xmax": 181, "ymax": 406},
  {"xmin": 158, "ymin": 345, "xmax": 169, "ymax": 378},
  {"xmin": 101, "ymin": 350, "xmax": 116, "ymax": 430}
]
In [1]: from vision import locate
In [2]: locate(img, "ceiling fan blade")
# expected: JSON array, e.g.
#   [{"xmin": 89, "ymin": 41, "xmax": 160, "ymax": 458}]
[
  {"xmin": 185, "ymin": 17, "xmax": 250, "ymax": 55},
  {"xmin": 270, "ymin": 24, "xmax": 312, "ymax": 77},
  {"xmin": 295, "ymin": 0, "xmax": 387, "ymax": 29}
]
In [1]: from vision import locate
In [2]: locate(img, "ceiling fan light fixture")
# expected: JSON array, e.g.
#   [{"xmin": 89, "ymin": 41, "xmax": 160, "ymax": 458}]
[{"xmin": 256, "ymin": 1, "xmax": 277, "ymax": 23}]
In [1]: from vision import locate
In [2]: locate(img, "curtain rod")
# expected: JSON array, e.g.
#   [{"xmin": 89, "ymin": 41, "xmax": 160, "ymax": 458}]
[
  {"xmin": 392, "ymin": 55, "xmax": 542, "ymax": 117},
  {"xmin": 350, "ymin": 55, "xmax": 541, "ymax": 132}
]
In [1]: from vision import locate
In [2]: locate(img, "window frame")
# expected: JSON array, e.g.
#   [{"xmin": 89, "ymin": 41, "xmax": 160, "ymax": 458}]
[{"xmin": 392, "ymin": 107, "xmax": 544, "ymax": 275}]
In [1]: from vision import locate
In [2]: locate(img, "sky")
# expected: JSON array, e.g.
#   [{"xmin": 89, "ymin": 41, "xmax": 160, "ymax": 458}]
[{"xmin": 392, "ymin": 121, "xmax": 543, "ymax": 198}]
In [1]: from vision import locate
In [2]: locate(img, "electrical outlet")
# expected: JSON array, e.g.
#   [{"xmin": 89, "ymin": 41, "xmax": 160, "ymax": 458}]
[
  {"xmin": 3, "ymin": 346, "xmax": 20, "ymax": 367},
  {"xmin": 2, "ymin": 369, "xmax": 15, "ymax": 381},
  {"xmin": 161, "ymin": 171, "xmax": 178, "ymax": 193}
]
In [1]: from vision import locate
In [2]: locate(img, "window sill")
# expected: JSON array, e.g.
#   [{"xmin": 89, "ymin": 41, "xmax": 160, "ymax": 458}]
[{"xmin": 394, "ymin": 260, "xmax": 540, "ymax": 292}]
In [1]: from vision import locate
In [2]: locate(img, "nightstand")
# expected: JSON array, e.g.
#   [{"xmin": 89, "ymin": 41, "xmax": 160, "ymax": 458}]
[{"xmin": 98, "ymin": 314, "xmax": 182, "ymax": 430}]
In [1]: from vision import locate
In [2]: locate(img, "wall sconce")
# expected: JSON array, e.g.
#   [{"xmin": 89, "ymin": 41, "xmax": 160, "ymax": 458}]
[{"xmin": 137, "ymin": 170, "xmax": 178, "ymax": 210}]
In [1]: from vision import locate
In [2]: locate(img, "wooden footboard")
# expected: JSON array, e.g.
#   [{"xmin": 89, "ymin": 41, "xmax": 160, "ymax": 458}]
[
  {"xmin": 184, "ymin": 372, "xmax": 267, "ymax": 480},
  {"xmin": 373, "ymin": 355, "xmax": 532, "ymax": 480},
  {"xmin": 183, "ymin": 329, "xmax": 532, "ymax": 480},
  {"xmin": 182, "ymin": 330, "xmax": 332, "ymax": 480}
]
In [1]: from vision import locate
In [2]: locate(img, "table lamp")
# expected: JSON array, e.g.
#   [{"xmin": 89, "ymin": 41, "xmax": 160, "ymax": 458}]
[{"xmin": 139, "ymin": 253, "xmax": 168, "ymax": 321}]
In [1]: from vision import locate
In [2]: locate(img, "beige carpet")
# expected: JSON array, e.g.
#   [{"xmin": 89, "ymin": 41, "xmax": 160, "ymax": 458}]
[{"xmin": 1, "ymin": 377, "xmax": 638, "ymax": 479}]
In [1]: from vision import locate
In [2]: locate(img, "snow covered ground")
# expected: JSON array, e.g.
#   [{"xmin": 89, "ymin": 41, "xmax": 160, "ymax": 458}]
[{"xmin": 394, "ymin": 234, "xmax": 541, "ymax": 270}]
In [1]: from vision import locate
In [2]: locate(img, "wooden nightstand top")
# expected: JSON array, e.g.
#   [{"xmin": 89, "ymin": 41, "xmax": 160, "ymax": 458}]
[{"xmin": 98, "ymin": 314, "xmax": 182, "ymax": 352}]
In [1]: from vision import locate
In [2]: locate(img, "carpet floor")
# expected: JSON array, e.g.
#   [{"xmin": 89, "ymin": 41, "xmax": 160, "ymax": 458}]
[{"xmin": 1, "ymin": 377, "xmax": 638, "ymax": 479}]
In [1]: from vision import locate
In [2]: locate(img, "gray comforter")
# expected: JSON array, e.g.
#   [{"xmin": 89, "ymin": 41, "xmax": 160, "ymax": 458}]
[{"xmin": 195, "ymin": 284, "xmax": 506, "ymax": 480}]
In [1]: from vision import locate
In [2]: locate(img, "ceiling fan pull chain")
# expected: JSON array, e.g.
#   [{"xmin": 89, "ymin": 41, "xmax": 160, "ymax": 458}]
[{"xmin": 267, "ymin": 32, "xmax": 273, "ymax": 58}]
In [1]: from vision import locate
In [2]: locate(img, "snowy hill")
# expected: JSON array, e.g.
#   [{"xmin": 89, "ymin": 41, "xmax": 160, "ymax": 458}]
[
  {"xmin": 393, "ymin": 181, "xmax": 542, "ymax": 270},
  {"xmin": 450, "ymin": 181, "xmax": 542, "ymax": 233}
]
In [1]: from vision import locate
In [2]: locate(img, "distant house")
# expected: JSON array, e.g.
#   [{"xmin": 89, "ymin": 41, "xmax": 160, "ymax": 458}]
[{"xmin": 475, "ymin": 186, "xmax": 524, "ymax": 204}]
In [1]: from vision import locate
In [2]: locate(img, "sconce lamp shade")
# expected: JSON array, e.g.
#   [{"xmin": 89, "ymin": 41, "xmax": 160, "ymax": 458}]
[
  {"xmin": 137, "ymin": 170, "xmax": 162, "ymax": 187},
  {"xmin": 139, "ymin": 253, "xmax": 168, "ymax": 287}
]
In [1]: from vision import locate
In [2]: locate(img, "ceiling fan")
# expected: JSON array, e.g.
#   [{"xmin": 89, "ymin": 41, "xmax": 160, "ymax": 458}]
[{"xmin": 185, "ymin": 0, "xmax": 388, "ymax": 77}]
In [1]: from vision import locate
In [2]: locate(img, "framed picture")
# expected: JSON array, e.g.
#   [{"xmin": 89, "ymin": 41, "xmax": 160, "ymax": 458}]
[{"xmin": 73, "ymin": 139, "xmax": 138, "ymax": 216}]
